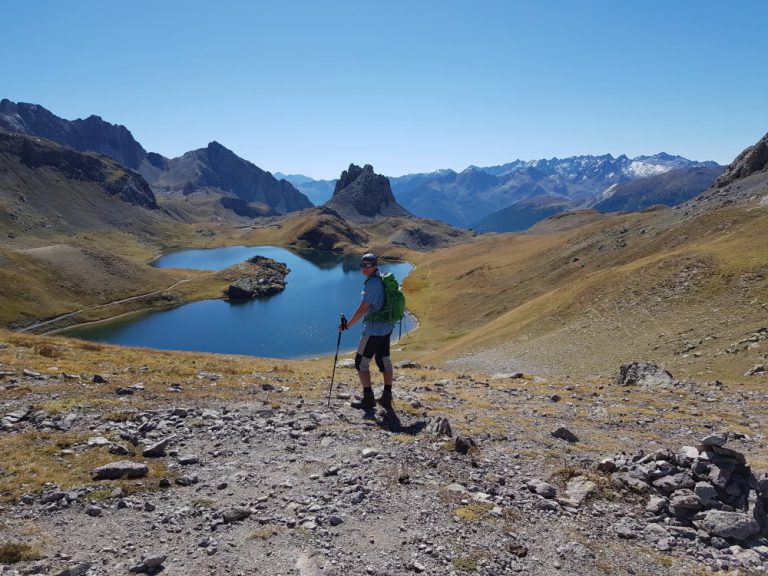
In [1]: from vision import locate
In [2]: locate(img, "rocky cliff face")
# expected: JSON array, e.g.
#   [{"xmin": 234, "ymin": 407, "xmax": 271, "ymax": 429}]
[
  {"xmin": 324, "ymin": 164, "xmax": 411, "ymax": 222},
  {"xmin": 714, "ymin": 132, "xmax": 768, "ymax": 188},
  {"xmin": 0, "ymin": 99, "xmax": 147, "ymax": 170},
  {"xmin": 0, "ymin": 131, "xmax": 157, "ymax": 209}
]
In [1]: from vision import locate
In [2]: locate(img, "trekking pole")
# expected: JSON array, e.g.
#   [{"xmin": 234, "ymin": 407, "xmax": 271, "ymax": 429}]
[{"xmin": 327, "ymin": 313, "xmax": 347, "ymax": 406}]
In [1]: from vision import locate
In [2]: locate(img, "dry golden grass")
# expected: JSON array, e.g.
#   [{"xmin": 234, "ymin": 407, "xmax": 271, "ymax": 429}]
[
  {"xmin": 0, "ymin": 431, "xmax": 169, "ymax": 502},
  {"xmin": 0, "ymin": 543, "xmax": 42, "ymax": 564}
]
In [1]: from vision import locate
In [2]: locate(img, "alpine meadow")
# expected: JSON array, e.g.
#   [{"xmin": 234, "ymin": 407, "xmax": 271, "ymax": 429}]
[{"xmin": 2, "ymin": 2, "xmax": 768, "ymax": 575}]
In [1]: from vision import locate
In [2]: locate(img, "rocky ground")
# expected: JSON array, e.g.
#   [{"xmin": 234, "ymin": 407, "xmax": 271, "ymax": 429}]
[{"xmin": 1, "ymin": 339, "xmax": 768, "ymax": 575}]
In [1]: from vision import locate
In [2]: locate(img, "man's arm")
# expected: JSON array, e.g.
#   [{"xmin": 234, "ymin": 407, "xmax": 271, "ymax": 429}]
[{"xmin": 340, "ymin": 301, "xmax": 370, "ymax": 331}]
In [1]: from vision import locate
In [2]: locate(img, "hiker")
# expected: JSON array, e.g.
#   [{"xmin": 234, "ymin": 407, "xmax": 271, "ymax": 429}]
[{"xmin": 339, "ymin": 253, "xmax": 395, "ymax": 409}]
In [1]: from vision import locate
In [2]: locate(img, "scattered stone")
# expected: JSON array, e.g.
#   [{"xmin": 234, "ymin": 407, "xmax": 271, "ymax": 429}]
[
  {"xmin": 455, "ymin": 435, "xmax": 476, "ymax": 455},
  {"xmin": 92, "ymin": 461, "xmax": 148, "ymax": 480},
  {"xmin": 22, "ymin": 369, "xmax": 43, "ymax": 378},
  {"xmin": 92, "ymin": 374, "xmax": 107, "ymax": 383},
  {"xmin": 700, "ymin": 431, "xmax": 729, "ymax": 447},
  {"xmin": 491, "ymin": 372, "xmax": 523, "ymax": 380},
  {"xmin": 54, "ymin": 562, "xmax": 92, "ymax": 576},
  {"xmin": 109, "ymin": 444, "xmax": 131, "ymax": 456},
  {"xmin": 563, "ymin": 476, "xmax": 597, "ymax": 506},
  {"xmin": 222, "ymin": 507, "xmax": 251, "ymax": 524},
  {"xmin": 527, "ymin": 479, "xmax": 557, "ymax": 499},
  {"xmin": 178, "ymin": 455, "xmax": 200, "ymax": 465},
  {"xmin": 116, "ymin": 387, "xmax": 135, "ymax": 396},
  {"xmin": 597, "ymin": 458, "xmax": 616, "ymax": 473},
  {"xmin": 745, "ymin": 364, "xmax": 766, "ymax": 376},
  {"xmin": 552, "ymin": 426, "xmax": 579, "ymax": 443},
  {"xmin": 41, "ymin": 491, "xmax": 66, "ymax": 504},
  {"xmin": 361, "ymin": 448, "xmax": 378, "ymax": 459},
  {"xmin": 168, "ymin": 384, "xmax": 183, "ymax": 393},
  {"xmin": 142, "ymin": 436, "xmax": 175, "ymax": 458},
  {"xmin": 128, "ymin": 553, "xmax": 167, "ymax": 573},
  {"xmin": 428, "ymin": 416, "xmax": 452, "ymax": 437},
  {"xmin": 615, "ymin": 362, "xmax": 674, "ymax": 386},
  {"xmin": 668, "ymin": 489, "xmax": 702, "ymax": 519},
  {"xmin": 87, "ymin": 436, "xmax": 111, "ymax": 447},
  {"xmin": 646, "ymin": 496, "xmax": 668, "ymax": 514}
]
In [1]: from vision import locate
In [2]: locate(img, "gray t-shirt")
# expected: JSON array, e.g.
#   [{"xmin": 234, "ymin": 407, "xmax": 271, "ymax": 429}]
[{"xmin": 362, "ymin": 274, "xmax": 395, "ymax": 336}]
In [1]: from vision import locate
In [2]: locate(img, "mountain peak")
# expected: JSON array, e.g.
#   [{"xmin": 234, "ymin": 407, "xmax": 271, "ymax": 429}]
[
  {"xmin": 325, "ymin": 163, "xmax": 411, "ymax": 221},
  {"xmin": 0, "ymin": 99, "xmax": 147, "ymax": 169}
]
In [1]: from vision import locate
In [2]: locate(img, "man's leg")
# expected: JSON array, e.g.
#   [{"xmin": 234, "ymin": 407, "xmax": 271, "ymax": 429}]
[
  {"xmin": 351, "ymin": 335, "xmax": 376, "ymax": 409},
  {"xmin": 374, "ymin": 334, "xmax": 394, "ymax": 408}
]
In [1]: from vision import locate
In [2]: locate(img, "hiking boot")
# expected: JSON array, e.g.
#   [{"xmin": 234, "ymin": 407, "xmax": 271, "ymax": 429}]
[
  {"xmin": 350, "ymin": 397, "xmax": 376, "ymax": 410},
  {"xmin": 351, "ymin": 388, "xmax": 375, "ymax": 410},
  {"xmin": 376, "ymin": 392, "xmax": 393, "ymax": 409}
]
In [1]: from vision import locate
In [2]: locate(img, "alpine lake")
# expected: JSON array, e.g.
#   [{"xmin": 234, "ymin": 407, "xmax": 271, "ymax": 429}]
[{"xmin": 62, "ymin": 246, "xmax": 415, "ymax": 358}]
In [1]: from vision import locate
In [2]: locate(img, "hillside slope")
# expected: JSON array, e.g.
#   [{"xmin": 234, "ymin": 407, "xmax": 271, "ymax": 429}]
[
  {"xmin": 0, "ymin": 132, "xmax": 176, "ymax": 247},
  {"xmin": 400, "ymin": 133, "xmax": 768, "ymax": 381},
  {"xmin": 590, "ymin": 165, "xmax": 725, "ymax": 213},
  {"xmin": 472, "ymin": 194, "xmax": 576, "ymax": 233}
]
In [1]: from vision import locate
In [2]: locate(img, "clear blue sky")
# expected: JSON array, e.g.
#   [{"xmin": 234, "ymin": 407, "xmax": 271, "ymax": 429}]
[{"xmin": 3, "ymin": 0, "xmax": 767, "ymax": 179}]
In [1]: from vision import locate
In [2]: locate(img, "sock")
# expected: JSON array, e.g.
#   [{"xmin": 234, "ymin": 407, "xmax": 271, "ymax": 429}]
[
  {"xmin": 383, "ymin": 385, "xmax": 392, "ymax": 396},
  {"xmin": 363, "ymin": 387, "xmax": 375, "ymax": 401}
]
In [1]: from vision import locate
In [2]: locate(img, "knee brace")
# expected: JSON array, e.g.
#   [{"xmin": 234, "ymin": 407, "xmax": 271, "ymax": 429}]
[
  {"xmin": 376, "ymin": 355, "xmax": 393, "ymax": 373},
  {"xmin": 355, "ymin": 353, "xmax": 372, "ymax": 372}
]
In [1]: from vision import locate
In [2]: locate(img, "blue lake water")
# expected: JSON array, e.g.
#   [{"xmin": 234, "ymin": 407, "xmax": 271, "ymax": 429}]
[{"xmin": 62, "ymin": 246, "xmax": 414, "ymax": 358}]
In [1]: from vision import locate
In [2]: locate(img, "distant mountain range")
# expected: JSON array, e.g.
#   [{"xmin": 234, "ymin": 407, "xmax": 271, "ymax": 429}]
[
  {"xmin": 0, "ymin": 99, "xmax": 311, "ymax": 220},
  {"xmin": 281, "ymin": 153, "xmax": 724, "ymax": 232},
  {"xmin": 2, "ymin": 98, "xmax": 726, "ymax": 232}
]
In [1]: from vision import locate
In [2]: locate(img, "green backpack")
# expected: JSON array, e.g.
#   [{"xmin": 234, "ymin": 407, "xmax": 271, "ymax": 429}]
[{"xmin": 368, "ymin": 273, "xmax": 406, "ymax": 323}]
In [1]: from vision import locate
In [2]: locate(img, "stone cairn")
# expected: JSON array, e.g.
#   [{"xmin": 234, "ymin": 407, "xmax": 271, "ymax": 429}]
[{"xmin": 600, "ymin": 431, "xmax": 768, "ymax": 544}]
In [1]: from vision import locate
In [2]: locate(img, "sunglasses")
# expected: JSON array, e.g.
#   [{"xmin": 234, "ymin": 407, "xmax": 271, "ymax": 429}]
[{"xmin": 360, "ymin": 263, "xmax": 376, "ymax": 269}]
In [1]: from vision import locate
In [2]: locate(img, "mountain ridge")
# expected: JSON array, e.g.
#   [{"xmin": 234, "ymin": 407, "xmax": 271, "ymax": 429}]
[{"xmin": 0, "ymin": 99, "xmax": 310, "ymax": 219}]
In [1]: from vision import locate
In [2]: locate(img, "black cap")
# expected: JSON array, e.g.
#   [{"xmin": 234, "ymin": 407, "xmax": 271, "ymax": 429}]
[{"xmin": 361, "ymin": 253, "xmax": 378, "ymax": 266}]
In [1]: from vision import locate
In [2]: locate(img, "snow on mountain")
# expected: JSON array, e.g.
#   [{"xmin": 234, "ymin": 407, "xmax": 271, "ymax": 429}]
[{"xmin": 628, "ymin": 160, "xmax": 670, "ymax": 177}]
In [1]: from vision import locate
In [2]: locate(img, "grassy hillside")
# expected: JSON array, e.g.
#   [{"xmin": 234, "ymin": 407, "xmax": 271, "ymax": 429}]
[{"xmin": 399, "ymin": 196, "xmax": 768, "ymax": 382}]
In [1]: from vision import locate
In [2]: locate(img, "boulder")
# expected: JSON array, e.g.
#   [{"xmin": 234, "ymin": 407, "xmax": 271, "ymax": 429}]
[
  {"xmin": 142, "ymin": 435, "xmax": 175, "ymax": 458},
  {"xmin": 526, "ymin": 479, "xmax": 557, "ymax": 499},
  {"xmin": 563, "ymin": 476, "xmax": 597, "ymax": 506},
  {"xmin": 615, "ymin": 362, "xmax": 675, "ymax": 387},
  {"xmin": 455, "ymin": 435, "xmax": 476, "ymax": 455},
  {"xmin": 697, "ymin": 510, "xmax": 761, "ymax": 541},
  {"xmin": 92, "ymin": 461, "xmax": 148, "ymax": 480},
  {"xmin": 552, "ymin": 426, "xmax": 579, "ymax": 443}
]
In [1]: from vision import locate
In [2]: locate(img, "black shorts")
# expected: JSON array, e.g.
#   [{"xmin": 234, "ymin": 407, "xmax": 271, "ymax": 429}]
[{"xmin": 355, "ymin": 333, "xmax": 392, "ymax": 372}]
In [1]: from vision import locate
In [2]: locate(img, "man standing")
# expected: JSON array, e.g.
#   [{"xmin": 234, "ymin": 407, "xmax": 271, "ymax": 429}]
[{"xmin": 339, "ymin": 253, "xmax": 395, "ymax": 410}]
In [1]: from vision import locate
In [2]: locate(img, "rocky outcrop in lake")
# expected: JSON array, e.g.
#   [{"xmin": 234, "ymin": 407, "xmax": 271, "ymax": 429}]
[{"xmin": 224, "ymin": 256, "xmax": 289, "ymax": 299}]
